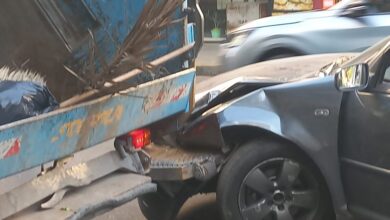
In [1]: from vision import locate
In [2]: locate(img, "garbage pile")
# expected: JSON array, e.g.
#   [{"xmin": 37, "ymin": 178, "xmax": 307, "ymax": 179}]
[
  {"xmin": 0, "ymin": 0, "xmax": 183, "ymax": 125},
  {"xmin": 0, "ymin": 67, "xmax": 58, "ymax": 126}
]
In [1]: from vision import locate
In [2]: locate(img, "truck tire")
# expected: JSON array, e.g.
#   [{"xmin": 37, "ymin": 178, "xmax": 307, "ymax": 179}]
[
  {"xmin": 217, "ymin": 139, "xmax": 334, "ymax": 220},
  {"xmin": 138, "ymin": 189, "xmax": 187, "ymax": 220}
]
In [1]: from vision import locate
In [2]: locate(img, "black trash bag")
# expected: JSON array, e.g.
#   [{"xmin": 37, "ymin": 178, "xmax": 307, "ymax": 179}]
[{"xmin": 0, "ymin": 81, "xmax": 58, "ymax": 126}]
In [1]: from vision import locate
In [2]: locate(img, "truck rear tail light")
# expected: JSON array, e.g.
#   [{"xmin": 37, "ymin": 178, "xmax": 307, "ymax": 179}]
[{"xmin": 129, "ymin": 129, "xmax": 151, "ymax": 150}]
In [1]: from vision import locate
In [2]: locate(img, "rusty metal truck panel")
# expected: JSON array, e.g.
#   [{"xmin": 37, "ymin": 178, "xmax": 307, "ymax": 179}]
[{"xmin": 0, "ymin": 69, "xmax": 195, "ymax": 180}]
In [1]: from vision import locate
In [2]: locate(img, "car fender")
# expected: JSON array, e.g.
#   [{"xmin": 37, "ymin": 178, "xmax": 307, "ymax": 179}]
[
  {"xmin": 227, "ymin": 77, "xmax": 350, "ymax": 217},
  {"xmin": 255, "ymin": 36, "xmax": 310, "ymax": 60},
  {"xmin": 240, "ymin": 25, "xmax": 315, "ymax": 63},
  {"xmin": 180, "ymin": 76, "xmax": 350, "ymax": 218}
]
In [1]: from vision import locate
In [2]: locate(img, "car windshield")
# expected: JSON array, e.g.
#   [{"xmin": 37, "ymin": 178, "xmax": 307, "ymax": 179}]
[
  {"xmin": 317, "ymin": 37, "xmax": 390, "ymax": 77},
  {"xmin": 343, "ymin": 36, "xmax": 390, "ymax": 74}
]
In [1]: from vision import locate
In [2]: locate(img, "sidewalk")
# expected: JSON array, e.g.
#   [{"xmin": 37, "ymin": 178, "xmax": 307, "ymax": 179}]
[{"xmin": 196, "ymin": 40, "xmax": 223, "ymax": 76}]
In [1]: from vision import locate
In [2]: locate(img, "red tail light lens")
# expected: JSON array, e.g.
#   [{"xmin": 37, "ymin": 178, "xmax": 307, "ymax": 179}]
[{"xmin": 129, "ymin": 129, "xmax": 151, "ymax": 150}]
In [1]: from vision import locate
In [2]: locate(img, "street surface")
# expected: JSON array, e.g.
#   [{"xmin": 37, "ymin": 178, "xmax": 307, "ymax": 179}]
[{"xmin": 95, "ymin": 193, "xmax": 220, "ymax": 220}]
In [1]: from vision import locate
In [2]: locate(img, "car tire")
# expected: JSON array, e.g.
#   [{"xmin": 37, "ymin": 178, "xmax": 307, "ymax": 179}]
[
  {"xmin": 217, "ymin": 139, "xmax": 334, "ymax": 220},
  {"xmin": 138, "ymin": 189, "xmax": 186, "ymax": 220}
]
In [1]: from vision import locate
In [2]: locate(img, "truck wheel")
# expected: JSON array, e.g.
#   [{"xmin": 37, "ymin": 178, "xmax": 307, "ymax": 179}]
[
  {"xmin": 138, "ymin": 189, "xmax": 187, "ymax": 220},
  {"xmin": 217, "ymin": 139, "xmax": 333, "ymax": 220}
]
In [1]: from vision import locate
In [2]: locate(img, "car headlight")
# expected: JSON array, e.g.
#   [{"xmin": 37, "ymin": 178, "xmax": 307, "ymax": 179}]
[{"xmin": 226, "ymin": 31, "xmax": 252, "ymax": 48}]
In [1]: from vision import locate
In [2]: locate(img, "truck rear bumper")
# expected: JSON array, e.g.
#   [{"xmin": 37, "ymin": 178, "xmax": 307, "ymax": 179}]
[
  {"xmin": 9, "ymin": 173, "xmax": 154, "ymax": 220},
  {"xmin": 1, "ymin": 141, "xmax": 153, "ymax": 220}
]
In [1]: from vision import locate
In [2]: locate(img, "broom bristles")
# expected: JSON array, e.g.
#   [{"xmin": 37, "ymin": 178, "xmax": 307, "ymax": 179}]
[
  {"xmin": 82, "ymin": 0, "xmax": 183, "ymax": 86},
  {"xmin": 0, "ymin": 66, "xmax": 46, "ymax": 85}
]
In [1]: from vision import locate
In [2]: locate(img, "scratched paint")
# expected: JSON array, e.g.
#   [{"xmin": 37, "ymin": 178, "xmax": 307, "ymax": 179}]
[
  {"xmin": 143, "ymin": 83, "xmax": 191, "ymax": 112},
  {"xmin": 0, "ymin": 69, "xmax": 195, "ymax": 179},
  {"xmin": 51, "ymin": 105, "xmax": 124, "ymax": 142},
  {"xmin": 0, "ymin": 138, "xmax": 21, "ymax": 160}
]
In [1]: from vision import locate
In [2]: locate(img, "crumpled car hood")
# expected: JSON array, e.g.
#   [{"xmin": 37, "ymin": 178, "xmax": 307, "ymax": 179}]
[{"xmin": 194, "ymin": 53, "xmax": 355, "ymax": 111}]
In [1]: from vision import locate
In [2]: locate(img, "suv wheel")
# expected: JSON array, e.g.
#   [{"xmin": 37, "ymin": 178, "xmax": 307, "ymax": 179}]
[{"xmin": 217, "ymin": 139, "xmax": 334, "ymax": 220}]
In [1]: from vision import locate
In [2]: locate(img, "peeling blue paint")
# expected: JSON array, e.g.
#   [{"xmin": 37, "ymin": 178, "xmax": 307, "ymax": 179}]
[{"xmin": 0, "ymin": 70, "xmax": 195, "ymax": 179}]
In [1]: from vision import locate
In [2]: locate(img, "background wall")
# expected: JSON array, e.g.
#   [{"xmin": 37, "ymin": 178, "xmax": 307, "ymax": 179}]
[{"xmin": 201, "ymin": 0, "xmax": 339, "ymax": 36}]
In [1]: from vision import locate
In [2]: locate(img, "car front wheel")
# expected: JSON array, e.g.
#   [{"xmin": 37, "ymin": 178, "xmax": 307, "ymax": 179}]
[{"xmin": 217, "ymin": 139, "xmax": 334, "ymax": 220}]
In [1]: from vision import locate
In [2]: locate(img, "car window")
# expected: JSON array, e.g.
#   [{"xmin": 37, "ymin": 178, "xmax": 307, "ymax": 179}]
[
  {"xmin": 369, "ymin": 0, "xmax": 390, "ymax": 13},
  {"xmin": 380, "ymin": 52, "xmax": 390, "ymax": 82},
  {"xmin": 330, "ymin": 0, "xmax": 390, "ymax": 13},
  {"xmin": 384, "ymin": 66, "xmax": 390, "ymax": 81},
  {"xmin": 344, "ymin": 36, "xmax": 390, "ymax": 75}
]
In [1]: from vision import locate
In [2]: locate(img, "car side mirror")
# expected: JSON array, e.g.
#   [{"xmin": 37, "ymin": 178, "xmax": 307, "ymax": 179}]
[
  {"xmin": 335, "ymin": 63, "xmax": 369, "ymax": 91},
  {"xmin": 340, "ymin": 2, "xmax": 368, "ymax": 17}
]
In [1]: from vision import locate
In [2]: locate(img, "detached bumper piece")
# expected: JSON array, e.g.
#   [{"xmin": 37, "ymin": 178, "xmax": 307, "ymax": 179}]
[{"xmin": 144, "ymin": 144, "xmax": 223, "ymax": 181}]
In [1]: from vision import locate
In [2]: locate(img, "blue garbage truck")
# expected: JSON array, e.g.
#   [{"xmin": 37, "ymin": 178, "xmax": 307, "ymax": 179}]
[{"xmin": 0, "ymin": 0, "xmax": 204, "ymax": 219}]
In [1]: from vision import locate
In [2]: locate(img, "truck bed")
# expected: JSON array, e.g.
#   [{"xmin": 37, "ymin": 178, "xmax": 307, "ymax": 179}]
[
  {"xmin": 0, "ymin": 69, "xmax": 195, "ymax": 180},
  {"xmin": 0, "ymin": 69, "xmax": 195, "ymax": 219}
]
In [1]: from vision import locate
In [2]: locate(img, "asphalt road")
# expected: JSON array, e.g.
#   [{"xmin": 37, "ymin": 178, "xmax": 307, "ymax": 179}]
[{"xmin": 95, "ymin": 193, "xmax": 220, "ymax": 220}]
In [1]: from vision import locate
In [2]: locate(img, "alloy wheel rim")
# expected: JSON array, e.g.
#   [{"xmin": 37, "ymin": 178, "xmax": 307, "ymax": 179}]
[{"xmin": 238, "ymin": 158, "xmax": 320, "ymax": 220}]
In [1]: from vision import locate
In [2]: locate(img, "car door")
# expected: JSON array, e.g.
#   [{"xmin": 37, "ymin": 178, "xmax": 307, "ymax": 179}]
[
  {"xmin": 357, "ymin": 0, "xmax": 390, "ymax": 49},
  {"xmin": 302, "ymin": 0, "xmax": 390, "ymax": 54},
  {"xmin": 340, "ymin": 49, "xmax": 390, "ymax": 219}
]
